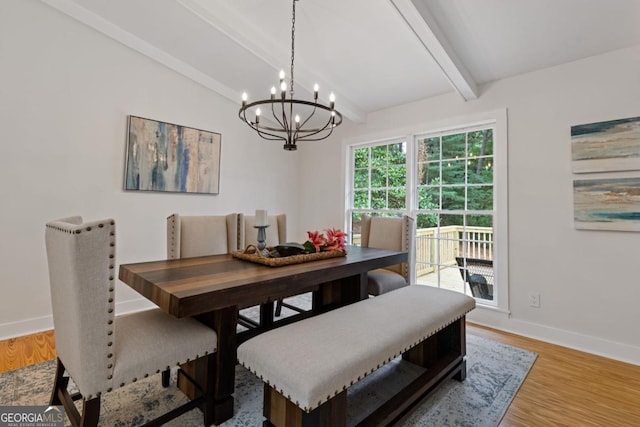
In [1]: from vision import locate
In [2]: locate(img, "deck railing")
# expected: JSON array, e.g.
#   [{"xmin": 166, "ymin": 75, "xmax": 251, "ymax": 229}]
[
  {"xmin": 415, "ymin": 225, "xmax": 493, "ymax": 276},
  {"xmin": 352, "ymin": 225, "xmax": 493, "ymax": 277}
]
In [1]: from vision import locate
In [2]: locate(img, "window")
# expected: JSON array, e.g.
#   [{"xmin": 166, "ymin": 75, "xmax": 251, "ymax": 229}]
[
  {"xmin": 346, "ymin": 111, "xmax": 508, "ymax": 311},
  {"xmin": 349, "ymin": 140, "xmax": 407, "ymax": 244},
  {"xmin": 414, "ymin": 127, "xmax": 495, "ymax": 304}
]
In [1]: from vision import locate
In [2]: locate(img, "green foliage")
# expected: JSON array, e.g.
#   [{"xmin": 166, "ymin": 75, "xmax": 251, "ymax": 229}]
[
  {"xmin": 350, "ymin": 129, "xmax": 494, "ymax": 229},
  {"xmin": 353, "ymin": 142, "xmax": 407, "ymax": 210}
]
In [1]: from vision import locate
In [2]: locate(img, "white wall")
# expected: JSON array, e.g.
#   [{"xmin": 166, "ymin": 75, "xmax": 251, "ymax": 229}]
[
  {"xmin": 0, "ymin": 1, "xmax": 305, "ymax": 337},
  {"xmin": 299, "ymin": 45, "xmax": 640, "ymax": 364}
]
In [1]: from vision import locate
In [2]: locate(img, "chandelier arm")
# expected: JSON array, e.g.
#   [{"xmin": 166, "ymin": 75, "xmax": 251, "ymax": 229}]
[
  {"xmin": 256, "ymin": 127, "xmax": 288, "ymax": 142},
  {"xmin": 294, "ymin": 107, "xmax": 342, "ymax": 140},
  {"xmin": 280, "ymin": 98, "xmax": 291, "ymax": 135},
  {"xmin": 298, "ymin": 127, "xmax": 335, "ymax": 141},
  {"xmin": 295, "ymin": 118, "xmax": 334, "ymax": 141},
  {"xmin": 297, "ymin": 104, "xmax": 319, "ymax": 130},
  {"xmin": 241, "ymin": 120, "xmax": 288, "ymax": 142},
  {"xmin": 295, "ymin": 110, "xmax": 343, "ymax": 141},
  {"xmin": 269, "ymin": 102, "xmax": 286, "ymax": 130},
  {"xmin": 238, "ymin": 107, "xmax": 287, "ymax": 142}
]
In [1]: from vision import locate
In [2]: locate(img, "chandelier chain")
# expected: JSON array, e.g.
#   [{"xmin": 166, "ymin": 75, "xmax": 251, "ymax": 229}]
[{"xmin": 290, "ymin": 0, "xmax": 296, "ymax": 95}]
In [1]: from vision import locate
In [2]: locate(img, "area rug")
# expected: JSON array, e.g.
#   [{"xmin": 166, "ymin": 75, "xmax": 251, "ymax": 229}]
[{"xmin": 0, "ymin": 333, "xmax": 536, "ymax": 427}]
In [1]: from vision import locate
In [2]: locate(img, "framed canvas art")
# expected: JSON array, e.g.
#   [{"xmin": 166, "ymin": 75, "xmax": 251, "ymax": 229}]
[
  {"xmin": 573, "ymin": 177, "xmax": 640, "ymax": 231},
  {"xmin": 124, "ymin": 116, "xmax": 221, "ymax": 194},
  {"xmin": 571, "ymin": 116, "xmax": 640, "ymax": 173}
]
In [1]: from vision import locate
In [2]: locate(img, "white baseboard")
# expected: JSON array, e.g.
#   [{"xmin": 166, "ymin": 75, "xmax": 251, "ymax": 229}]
[
  {"xmin": 468, "ymin": 306, "xmax": 640, "ymax": 366},
  {"xmin": 0, "ymin": 298, "xmax": 157, "ymax": 341},
  {"xmin": 3, "ymin": 299, "xmax": 638, "ymax": 366}
]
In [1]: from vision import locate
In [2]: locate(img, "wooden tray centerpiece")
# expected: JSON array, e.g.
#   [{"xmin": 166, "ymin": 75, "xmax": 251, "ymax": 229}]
[{"xmin": 232, "ymin": 228, "xmax": 347, "ymax": 267}]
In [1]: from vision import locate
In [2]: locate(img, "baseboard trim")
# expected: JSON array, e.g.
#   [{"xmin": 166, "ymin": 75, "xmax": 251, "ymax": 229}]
[
  {"xmin": 3, "ymin": 299, "xmax": 639, "ymax": 366},
  {"xmin": 468, "ymin": 307, "xmax": 640, "ymax": 366},
  {"xmin": 0, "ymin": 298, "xmax": 157, "ymax": 341}
]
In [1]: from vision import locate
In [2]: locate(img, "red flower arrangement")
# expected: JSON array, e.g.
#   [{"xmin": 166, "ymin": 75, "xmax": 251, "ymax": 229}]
[{"xmin": 303, "ymin": 228, "xmax": 347, "ymax": 253}]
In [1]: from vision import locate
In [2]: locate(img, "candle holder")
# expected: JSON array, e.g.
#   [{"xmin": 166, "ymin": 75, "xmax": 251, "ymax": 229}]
[{"xmin": 254, "ymin": 225, "xmax": 270, "ymax": 256}]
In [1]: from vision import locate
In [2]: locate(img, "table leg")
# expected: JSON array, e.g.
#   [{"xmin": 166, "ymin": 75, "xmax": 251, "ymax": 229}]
[
  {"xmin": 260, "ymin": 301, "xmax": 275, "ymax": 328},
  {"xmin": 191, "ymin": 306, "xmax": 237, "ymax": 425},
  {"xmin": 314, "ymin": 272, "xmax": 367, "ymax": 310}
]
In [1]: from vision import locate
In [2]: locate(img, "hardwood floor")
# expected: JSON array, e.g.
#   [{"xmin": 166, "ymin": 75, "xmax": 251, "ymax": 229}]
[
  {"xmin": 0, "ymin": 330, "xmax": 56, "ymax": 374},
  {"xmin": 470, "ymin": 324, "xmax": 640, "ymax": 427},
  {"xmin": 1, "ymin": 325, "xmax": 639, "ymax": 426}
]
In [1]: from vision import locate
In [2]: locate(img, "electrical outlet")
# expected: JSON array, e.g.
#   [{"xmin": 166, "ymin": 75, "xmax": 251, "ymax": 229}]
[{"xmin": 528, "ymin": 292, "xmax": 540, "ymax": 308}]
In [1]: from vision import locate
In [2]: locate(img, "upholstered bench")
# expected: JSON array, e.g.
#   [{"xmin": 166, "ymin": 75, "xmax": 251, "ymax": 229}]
[{"xmin": 237, "ymin": 285, "xmax": 476, "ymax": 426}]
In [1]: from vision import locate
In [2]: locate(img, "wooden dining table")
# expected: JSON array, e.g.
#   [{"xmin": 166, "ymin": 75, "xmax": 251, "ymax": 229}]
[{"xmin": 118, "ymin": 245, "xmax": 407, "ymax": 425}]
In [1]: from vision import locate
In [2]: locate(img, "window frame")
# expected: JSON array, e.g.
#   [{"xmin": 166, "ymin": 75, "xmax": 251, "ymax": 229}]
[{"xmin": 344, "ymin": 109, "xmax": 509, "ymax": 314}]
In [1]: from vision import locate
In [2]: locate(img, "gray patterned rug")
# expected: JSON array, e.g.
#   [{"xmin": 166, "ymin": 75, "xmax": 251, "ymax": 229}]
[{"xmin": 0, "ymin": 332, "xmax": 535, "ymax": 426}]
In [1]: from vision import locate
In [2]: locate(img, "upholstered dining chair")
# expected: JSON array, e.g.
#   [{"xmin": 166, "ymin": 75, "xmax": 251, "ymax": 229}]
[
  {"xmin": 45, "ymin": 216, "xmax": 217, "ymax": 426},
  {"xmin": 360, "ymin": 214, "xmax": 415, "ymax": 296},
  {"xmin": 167, "ymin": 212, "xmax": 260, "ymax": 328},
  {"xmin": 239, "ymin": 213, "xmax": 286, "ymax": 251},
  {"xmin": 167, "ymin": 213, "xmax": 241, "ymax": 259},
  {"xmin": 240, "ymin": 213, "xmax": 305, "ymax": 317}
]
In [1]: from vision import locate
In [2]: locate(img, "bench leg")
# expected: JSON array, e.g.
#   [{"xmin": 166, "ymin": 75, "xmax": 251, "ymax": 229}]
[
  {"xmin": 453, "ymin": 359, "xmax": 467, "ymax": 381},
  {"xmin": 263, "ymin": 385, "xmax": 347, "ymax": 427},
  {"xmin": 403, "ymin": 317, "xmax": 466, "ymax": 375}
]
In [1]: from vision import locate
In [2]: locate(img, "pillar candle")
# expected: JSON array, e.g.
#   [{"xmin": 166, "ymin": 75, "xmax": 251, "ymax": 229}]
[{"xmin": 255, "ymin": 209, "xmax": 268, "ymax": 227}]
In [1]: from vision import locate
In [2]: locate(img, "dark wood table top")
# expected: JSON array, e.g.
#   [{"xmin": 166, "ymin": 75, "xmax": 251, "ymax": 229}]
[{"xmin": 119, "ymin": 245, "xmax": 407, "ymax": 318}]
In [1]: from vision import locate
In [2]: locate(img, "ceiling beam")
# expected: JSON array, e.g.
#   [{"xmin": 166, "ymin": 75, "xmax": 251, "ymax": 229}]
[{"xmin": 390, "ymin": 0, "xmax": 478, "ymax": 101}]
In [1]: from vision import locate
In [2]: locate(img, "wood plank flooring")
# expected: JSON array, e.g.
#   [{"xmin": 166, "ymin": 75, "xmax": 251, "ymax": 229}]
[
  {"xmin": 470, "ymin": 325, "xmax": 640, "ymax": 427},
  {"xmin": 1, "ymin": 324, "xmax": 639, "ymax": 426},
  {"xmin": 0, "ymin": 330, "xmax": 55, "ymax": 374}
]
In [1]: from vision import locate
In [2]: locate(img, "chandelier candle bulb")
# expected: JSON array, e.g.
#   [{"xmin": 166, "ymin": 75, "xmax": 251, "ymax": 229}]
[
  {"xmin": 313, "ymin": 83, "xmax": 319, "ymax": 100},
  {"xmin": 270, "ymin": 87, "xmax": 276, "ymax": 100},
  {"xmin": 242, "ymin": 92, "xmax": 247, "ymax": 107}
]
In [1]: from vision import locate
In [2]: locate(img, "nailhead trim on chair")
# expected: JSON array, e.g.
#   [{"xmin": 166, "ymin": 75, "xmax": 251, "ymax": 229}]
[
  {"xmin": 402, "ymin": 216, "xmax": 411, "ymax": 283},
  {"xmin": 168, "ymin": 214, "xmax": 177, "ymax": 259},
  {"xmin": 106, "ymin": 221, "xmax": 116, "ymax": 395},
  {"xmin": 236, "ymin": 214, "xmax": 242, "ymax": 251}
]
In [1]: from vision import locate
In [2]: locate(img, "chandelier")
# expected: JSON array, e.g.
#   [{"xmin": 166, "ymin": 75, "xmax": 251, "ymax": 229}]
[{"xmin": 238, "ymin": 0, "xmax": 343, "ymax": 151}]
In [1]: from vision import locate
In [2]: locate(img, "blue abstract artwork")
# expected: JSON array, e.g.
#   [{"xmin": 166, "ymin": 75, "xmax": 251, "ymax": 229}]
[
  {"xmin": 571, "ymin": 116, "xmax": 640, "ymax": 173},
  {"xmin": 125, "ymin": 116, "xmax": 221, "ymax": 194},
  {"xmin": 573, "ymin": 177, "xmax": 640, "ymax": 231}
]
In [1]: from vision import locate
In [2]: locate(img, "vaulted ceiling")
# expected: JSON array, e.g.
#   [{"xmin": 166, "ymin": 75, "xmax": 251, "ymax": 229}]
[{"xmin": 43, "ymin": 0, "xmax": 640, "ymax": 123}]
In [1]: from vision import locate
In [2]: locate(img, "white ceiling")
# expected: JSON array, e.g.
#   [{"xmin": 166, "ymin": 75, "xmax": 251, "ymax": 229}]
[{"xmin": 43, "ymin": 0, "xmax": 640, "ymax": 123}]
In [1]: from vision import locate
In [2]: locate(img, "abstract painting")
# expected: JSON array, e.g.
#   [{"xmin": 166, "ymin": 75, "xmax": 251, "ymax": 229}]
[
  {"xmin": 125, "ymin": 116, "xmax": 221, "ymax": 194},
  {"xmin": 573, "ymin": 177, "xmax": 640, "ymax": 231},
  {"xmin": 571, "ymin": 116, "xmax": 640, "ymax": 173}
]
